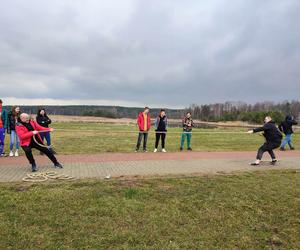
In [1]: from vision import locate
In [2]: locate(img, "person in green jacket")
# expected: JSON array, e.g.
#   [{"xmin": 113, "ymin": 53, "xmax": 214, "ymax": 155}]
[{"xmin": 0, "ymin": 99, "xmax": 8, "ymax": 157}]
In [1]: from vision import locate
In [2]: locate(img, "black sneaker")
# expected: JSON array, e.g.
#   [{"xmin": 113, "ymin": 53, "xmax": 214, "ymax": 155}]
[
  {"xmin": 250, "ymin": 162, "xmax": 260, "ymax": 166},
  {"xmin": 290, "ymin": 147, "xmax": 295, "ymax": 150},
  {"xmin": 187, "ymin": 148, "xmax": 192, "ymax": 151},
  {"xmin": 271, "ymin": 159, "xmax": 277, "ymax": 166},
  {"xmin": 54, "ymin": 163, "xmax": 63, "ymax": 169},
  {"xmin": 279, "ymin": 147, "xmax": 285, "ymax": 151},
  {"xmin": 180, "ymin": 147, "xmax": 183, "ymax": 151},
  {"xmin": 32, "ymin": 164, "xmax": 38, "ymax": 172}
]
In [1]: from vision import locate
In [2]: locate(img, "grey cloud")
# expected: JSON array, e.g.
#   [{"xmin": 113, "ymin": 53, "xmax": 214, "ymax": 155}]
[{"xmin": 0, "ymin": 0, "xmax": 299, "ymax": 107}]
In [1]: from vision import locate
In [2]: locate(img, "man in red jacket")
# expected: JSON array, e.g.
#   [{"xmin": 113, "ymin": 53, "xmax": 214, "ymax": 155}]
[
  {"xmin": 135, "ymin": 107, "xmax": 151, "ymax": 152},
  {"xmin": 16, "ymin": 113, "xmax": 63, "ymax": 172}
]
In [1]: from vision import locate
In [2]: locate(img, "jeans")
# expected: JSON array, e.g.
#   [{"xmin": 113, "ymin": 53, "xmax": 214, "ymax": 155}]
[
  {"xmin": 22, "ymin": 139, "xmax": 58, "ymax": 166},
  {"xmin": 155, "ymin": 132, "xmax": 166, "ymax": 149},
  {"xmin": 181, "ymin": 132, "xmax": 192, "ymax": 149},
  {"xmin": 256, "ymin": 141, "xmax": 281, "ymax": 160},
  {"xmin": 10, "ymin": 130, "xmax": 20, "ymax": 151},
  {"xmin": 0, "ymin": 128, "xmax": 5, "ymax": 154},
  {"xmin": 281, "ymin": 134, "xmax": 293, "ymax": 149},
  {"xmin": 136, "ymin": 132, "xmax": 148, "ymax": 150},
  {"xmin": 40, "ymin": 131, "xmax": 51, "ymax": 146}
]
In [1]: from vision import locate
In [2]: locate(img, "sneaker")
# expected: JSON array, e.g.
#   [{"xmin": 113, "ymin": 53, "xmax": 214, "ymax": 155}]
[
  {"xmin": 9, "ymin": 151, "xmax": 14, "ymax": 157},
  {"xmin": 250, "ymin": 162, "xmax": 260, "ymax": 166},
  {"xmin": 279, "ymin": 147, "xmax": 285, "ymax": 151},
  {"xmin": 14, "ymin": 150, "xmax": 19, "ymax": 157},
  {"xmin": 143, "ymin": 149, "xmax": 148, "ymax": 153},
  {"xmin": 180, "ymin": 147, "xmax": 183, "ymax": 151},
  {"xmin": 54, "ymin": 163, "xmax": 63, "ymax": 169},
  {"xmin": 154, "ymin": 148, "xmax": 158, "ymax": 153},
  {"xmin": 162, "ymin": 148, "xmax": 167, "ymax": 153},
  {"xmin": 0, "ymin": 153, "xmax": 7, "ymax": 157},
  {"xmin": 187, "ymin": 148, "xmax": 192, "ymax": 151},
  {"xmin": 290, "ymin": 147, "xmax": 295, "ymax": 150},
  {"xmin": 31, "ymin": 164, "xmax": 38, "ymax": 172},
  {"xmin": 271, "ymin": 159, "xmax": 278, "ymax": 166}
]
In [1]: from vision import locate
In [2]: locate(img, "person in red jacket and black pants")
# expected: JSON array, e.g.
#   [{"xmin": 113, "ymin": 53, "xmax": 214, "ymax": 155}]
[
  {"xmin": 16, "ymin": 113, "xmax": 63, "ymax": 172},
  {"xmin": 135, "ymin": 107, "xmax": 151, "ymax": 152}
]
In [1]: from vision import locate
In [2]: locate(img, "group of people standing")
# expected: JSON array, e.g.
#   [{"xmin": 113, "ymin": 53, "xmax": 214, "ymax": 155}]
[
  {"xmin": 135, "ymin": 107, "xmax": 194, "ymax": 152},
  {"xmin": 1, "ymin": 100, "xmax": 298, "ymax": 171}
]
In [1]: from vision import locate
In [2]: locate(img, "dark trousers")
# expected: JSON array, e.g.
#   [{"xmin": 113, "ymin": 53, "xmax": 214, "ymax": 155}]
[
  {"xmin": 22, "ymin": 140, "xmax": 58, "ymax": 166},
  {"xmin": 136, "ymin": 132, "xmax": 148, "ymax": 150},
  {"xmin": 155, "ymin": 132, "xmax": 166, "ymax": 149},
  {"xmin": 256, "ymin": 142, "xmax": 281, "ymax": 160}
]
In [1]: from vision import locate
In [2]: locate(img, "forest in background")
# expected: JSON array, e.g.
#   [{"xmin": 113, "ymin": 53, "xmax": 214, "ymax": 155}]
[{"xmin": 4, "ymin": 100, "xmax": 300, "ymax": 124}]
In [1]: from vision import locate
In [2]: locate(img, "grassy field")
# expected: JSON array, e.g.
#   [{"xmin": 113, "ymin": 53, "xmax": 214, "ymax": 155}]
[
  {"xmin": 0, "ymin": 170, "xmax": 299, "ymax": 249},
  {"xmin": 4, "ymin": 122, "xmax": 300, "ymax": 155}
]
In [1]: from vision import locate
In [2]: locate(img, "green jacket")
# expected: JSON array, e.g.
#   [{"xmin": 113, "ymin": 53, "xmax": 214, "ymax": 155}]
[{"xmin": 0, "ymin": 108, "xmax": 8, "ymax": 129}]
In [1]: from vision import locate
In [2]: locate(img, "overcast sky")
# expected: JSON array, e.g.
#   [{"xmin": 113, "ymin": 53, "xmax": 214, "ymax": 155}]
[{"xmin": 0, "ymin": 0, "xmax": 299, "ymax": 108}]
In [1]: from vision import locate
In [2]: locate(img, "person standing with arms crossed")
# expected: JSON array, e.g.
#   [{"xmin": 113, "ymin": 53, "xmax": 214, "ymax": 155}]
[{"xmin": 154, "ymin": 109, "xmax": 168, "ymax": 153}]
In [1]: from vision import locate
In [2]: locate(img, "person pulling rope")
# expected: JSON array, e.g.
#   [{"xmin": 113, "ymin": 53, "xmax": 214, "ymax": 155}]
[{"xmin": 16, "ymin": 113, "xmax": 63, "ymax": 172}]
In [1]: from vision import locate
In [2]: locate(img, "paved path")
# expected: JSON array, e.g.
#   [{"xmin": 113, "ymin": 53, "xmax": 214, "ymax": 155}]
[{"xmin": 0, "ymin": 151, "xmax": 299, "ymax": 182}]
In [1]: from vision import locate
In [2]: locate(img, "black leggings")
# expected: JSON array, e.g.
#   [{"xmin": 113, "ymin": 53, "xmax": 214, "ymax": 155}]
[
  {"xmin": 256, "ymin": 142, "xmax": 281, "ymax": 160},
  {"xmin": 22, "ymin": 140, "xmax": 58, "ymax": 165},
  {"xmin": 155, "ymin": 132, "xmax": 166, "ymax": 149}
]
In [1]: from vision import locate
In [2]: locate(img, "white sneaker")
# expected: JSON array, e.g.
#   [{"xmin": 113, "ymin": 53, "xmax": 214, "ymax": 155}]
[
  {"xmin": 14, "ymin": 150, "xmax": 19, "ymax": 157},
  {"xmin": 154, "ymin": 148, "xmax": 158, "ymax": 153},
  {"xmin": 162, "ymin": 148, "xmax": 167, "ymax": 153},
  {"xmin": 9, "ymin": 151, "xmax": 14, "ymax": 157}
]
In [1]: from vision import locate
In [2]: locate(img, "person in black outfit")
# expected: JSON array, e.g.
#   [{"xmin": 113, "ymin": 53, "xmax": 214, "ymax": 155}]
[
  {"xmin": 278, "ymin": 115, "xmax": 298, "ymax": 150},
  {"xmin": 247, "ymin": 116, "xmax": 283, "ymax": 166},
  {"xmin": 16, "ymin": 113, "xmax": 63, "ymax": 172},
  {"xmin": 36, "ymin": 108, "xmax": 56, "ymax": 154},
  {"xmin": 154, "ymin": 109, "xmax": 168, "ymax": 152}
]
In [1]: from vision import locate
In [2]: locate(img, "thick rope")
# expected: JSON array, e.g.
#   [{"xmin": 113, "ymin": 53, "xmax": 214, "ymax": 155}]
[
  {"xmin": 22, "ymin": 172, "xmax": 75, "ymax": 182},
  {"xmin": 32, "ymin": 130, "xmax": 53, "ymax": 149}
]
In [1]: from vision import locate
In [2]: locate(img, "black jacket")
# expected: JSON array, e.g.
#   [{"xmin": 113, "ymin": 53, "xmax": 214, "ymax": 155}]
[
  {"xmin": 278, "ymin": 116, "xmax": 298, "ymax": 135},
  {"xmin": 7, "ymin": 111, "xmax": 20, "ymax": 133},
  {"xmin": 36, "ymin": 115, "xmax": 52, "ymax": 128},
  {"xmin": 253, "ymin": 121, "xmax": 283, "ymax": 143}
]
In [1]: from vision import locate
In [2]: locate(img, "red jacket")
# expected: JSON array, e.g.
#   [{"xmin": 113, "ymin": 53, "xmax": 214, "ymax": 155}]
[
  {"xmin": 137, "ymin": 112, "xmax": 151, "ymax": 131},
  {"xmin": 16, "ymin": 121, "xmax": 50, "ymax": 147}
]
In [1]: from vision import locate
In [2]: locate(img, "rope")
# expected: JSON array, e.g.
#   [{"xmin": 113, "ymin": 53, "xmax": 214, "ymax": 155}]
[
  {"xmin": 32, "ymin": 130, "xmax": 53, "ymax": 149},
  {"xmin": 22, "ymin": 172, "xmax": 75, "ymax": 182},
  {"xmin": 48, "ymin": 129, "xmax": 252, "ymax": 134}
]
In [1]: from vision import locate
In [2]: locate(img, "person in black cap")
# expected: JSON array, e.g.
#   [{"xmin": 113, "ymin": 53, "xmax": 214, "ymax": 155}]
[{"xmin": 279, "ymin": 115, "xmax": 298, "ymax": 151}]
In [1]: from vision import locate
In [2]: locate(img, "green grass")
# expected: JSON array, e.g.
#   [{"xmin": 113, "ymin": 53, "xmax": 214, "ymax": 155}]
[
  {"xmin": 5, "ymin": 122, "xmax": 299, "ymax": 155},
  {"xmin": 0, "ymin": 170, "xmax": 300, "ymax": 249}
]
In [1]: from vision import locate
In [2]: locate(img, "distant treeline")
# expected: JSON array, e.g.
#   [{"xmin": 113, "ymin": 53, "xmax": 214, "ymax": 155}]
[
  {"xmin": 4, "ymin": 100, "xmax": 300, "ymax": 124},
  {"xmin": 187, "ymin": 101, "xmax": 300, "ymax": 124},
  {"xmin": 4, "ymin": 105, "xmax": 184, "ymax": 119}
]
